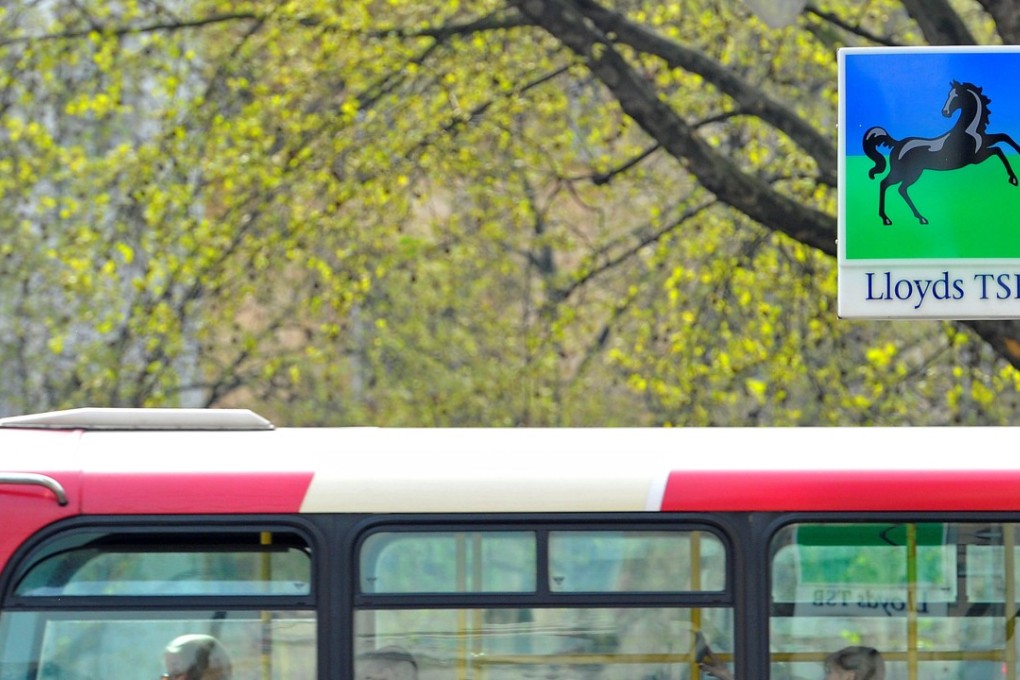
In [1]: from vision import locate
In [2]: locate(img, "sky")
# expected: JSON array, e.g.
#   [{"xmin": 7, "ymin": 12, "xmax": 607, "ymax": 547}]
[{"xmin": 842, "ymin": 48, "xmax": 1020, "ymax": 155}]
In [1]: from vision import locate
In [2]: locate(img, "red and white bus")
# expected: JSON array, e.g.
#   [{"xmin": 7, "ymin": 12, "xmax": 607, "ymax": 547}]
[{"xmin": 0, "ymin": 407, "xmax": 1018, "ymax": 680}]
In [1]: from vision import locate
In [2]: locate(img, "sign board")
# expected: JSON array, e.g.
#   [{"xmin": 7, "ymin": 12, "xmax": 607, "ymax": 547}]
[{"xmin": 839, "ymin": 47, "xmax": 1020, "ymax": 319}]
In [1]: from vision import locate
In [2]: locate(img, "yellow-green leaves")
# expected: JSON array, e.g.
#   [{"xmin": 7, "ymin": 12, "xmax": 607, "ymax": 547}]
[{"xmin": 3, "ymin": 0, "xmax": 1018, "ymax": 424}]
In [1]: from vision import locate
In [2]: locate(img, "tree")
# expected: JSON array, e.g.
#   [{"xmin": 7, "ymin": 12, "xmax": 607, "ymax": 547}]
[
  {"xmin": 512, "ymin": 0, "xmax": 1020, "ymax": 362},
  {"xmin": 2, "ymin": 0, "xmax": 1019, "ymax": 424}
]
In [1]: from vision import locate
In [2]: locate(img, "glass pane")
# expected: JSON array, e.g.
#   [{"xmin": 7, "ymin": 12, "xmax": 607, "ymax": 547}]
[
  {"xmin": 360, "ymin": 532, "xmax": 536, "ymax": 593},
  {"xmin": 0, "ymin": 610, "xmax": 315, "ymax": 680},
  {"xmin": 14, "ymin": 531, "xmax": 311, "ymax": 596},
  {"xmin": 549, "ymin": 531, "xmax": 725, "ymax": 592},
  {"xmin": 770, "ymin": 523, "xmax": 1020, "ymax": 680},
  {"xmin": 771, "ymin": 523, "xmax": 955, "ymax": 605},
  {"xmin": 355, "ymin": 607, "xmax": 733, "ymax": 680}
]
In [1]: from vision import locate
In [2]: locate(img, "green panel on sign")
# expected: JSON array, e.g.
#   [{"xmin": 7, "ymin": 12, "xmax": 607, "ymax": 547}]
[
  {"xmin": 845, "ymin": 156, "xmax": 1020, "ymax": 259},
  {"xmin": 775, "ymin": 524, "xmax": 953, "ymax": 601},
  {"xmin": 794, "ymin": 523, "xmax": 945, "ymax": 546}
]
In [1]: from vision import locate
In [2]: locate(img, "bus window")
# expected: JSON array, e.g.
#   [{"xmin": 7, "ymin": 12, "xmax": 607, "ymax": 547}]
[
  {"xmin": 770, "ymin": 523, "xmax": 1020, "ymax": 680},
  {"xmin": 0, "ymin": 528, "xmax": 316, "ymax": 680},
  {"xmin": 13, "ymin": 530, "xmax": 311, "ymax": 596},
  {"xmin": 360, "ymin": 531, "xmax": 536, "ymax": 593},
  {"xmin": 549, "ymin": 531, "xmax": 725, "ymax": 592},
  {"xmin": 356, "ymin": 527, "xmax": 732, "ymax": 680}
]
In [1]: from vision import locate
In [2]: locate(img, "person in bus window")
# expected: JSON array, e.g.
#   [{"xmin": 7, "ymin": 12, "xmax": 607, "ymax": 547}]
[
  {"xmin": 700, "ymin": 645, "xmax": 884, "ymax": 680},
  {"xmin": 162, "ymin": 634, "xmax": 233, "ymax": 680},
  {"xmin": 357, "ymin": 646, "xmax": 418, "ymax": 680},
  {"xmin": 822, "ymin": 647, "xmax": 885, "ymax": 680}
]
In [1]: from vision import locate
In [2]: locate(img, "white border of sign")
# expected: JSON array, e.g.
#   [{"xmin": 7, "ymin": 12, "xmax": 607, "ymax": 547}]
[{"xmin": 838, "ymin": 46, "xmax": 1020, "ymax": 320}]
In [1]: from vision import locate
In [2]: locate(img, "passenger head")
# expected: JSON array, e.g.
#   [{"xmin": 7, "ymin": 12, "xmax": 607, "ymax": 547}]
[
  {"xmin": 825, "ymin": 646, "xmax": 884, "ymax": 680},
  {"xmin": 357, "ymin": 646, "xmax": 418, "ymax": 680},
  {"xmin": 163, "ymin": 634, "xmax": 233, "ymax": 680}
]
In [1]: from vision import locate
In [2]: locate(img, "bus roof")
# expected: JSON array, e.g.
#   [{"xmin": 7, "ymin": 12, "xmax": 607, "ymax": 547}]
[
  {"xmin": 2, "ymin": 408, "xmax": 1020, "ymax": 568},
  {"xmin": 0, "ymin": 407, "xmax": 273, "ymax": 430},
  {"xmin": 0, "ymin": 408, "xmax": 1017, "ymax": 512}
]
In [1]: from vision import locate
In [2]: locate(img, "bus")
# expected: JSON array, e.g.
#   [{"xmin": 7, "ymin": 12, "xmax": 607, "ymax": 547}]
[{"xmin": 0, "ymin": 407, "xmax": 1018, "ymax": 680}]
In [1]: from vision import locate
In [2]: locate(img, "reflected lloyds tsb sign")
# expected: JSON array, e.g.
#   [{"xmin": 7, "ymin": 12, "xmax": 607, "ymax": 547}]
[
  {"xmin": 839, "ymin": 47, "xmax": 1020, "ymax": 319},
  {"xmin": 796, "ymin": 586, "xmax": 950, "ymax": 617}
]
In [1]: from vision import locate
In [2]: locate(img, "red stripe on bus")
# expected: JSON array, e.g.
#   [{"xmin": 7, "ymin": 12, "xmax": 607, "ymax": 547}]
[
  {"xmin": 661, "ymin": 470, "xmax": 1020, "ymax": 511},
  {"xmin": 0, "ymin": 476, "xmax": 79, "ymax": 572},
  {"xmin": 82, "ymin": 472, "xmax": 315, "ymax": 514}
]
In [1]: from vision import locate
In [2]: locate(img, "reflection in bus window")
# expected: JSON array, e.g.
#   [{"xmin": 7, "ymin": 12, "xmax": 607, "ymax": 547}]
[
  {"xmin": 770, "ymin": 523, "xmax": 1020, "ymax": 680},
  {"xmin": 14, "ymin": 531, "xmax": 311, "ymax": 597},
  {"xmin": 0, "ymin": 529, "xmax": 316, "ymax": 680},
  {"xmin": 357, "ymin": 527, "xmax": 733, "ymax": 680},
  {"xmin": 549, "ymin": 531, "xmax": 725, "ymax": 592},
  {"xmin": 0, "ymin": 611, "xmax": 316, "ymax": 680},
  {"xmin": 356, "ymin": 607, "xmax": 733, "ymax": 680},
  {"xmin": 164, "ymin": 633, "xmax": 234, "ymax": 680},
  {"xmin": 356, "ymin": 646, "xmax": 419, "ymax": 680},
  {"xmin": 360, "ymin": 532, "xmax": 536, "ymax": 593}
]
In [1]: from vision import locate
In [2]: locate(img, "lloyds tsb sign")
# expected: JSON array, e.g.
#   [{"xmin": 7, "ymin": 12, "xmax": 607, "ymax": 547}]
[{"xmin": 839, "ymin": 47, "xmax": 1020, "ymax": 319}]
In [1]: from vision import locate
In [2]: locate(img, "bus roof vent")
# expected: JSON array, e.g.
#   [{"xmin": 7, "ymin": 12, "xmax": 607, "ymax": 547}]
[{"xmin": 0, "ymin": 407, "xmax": 274, "ymax": 431}]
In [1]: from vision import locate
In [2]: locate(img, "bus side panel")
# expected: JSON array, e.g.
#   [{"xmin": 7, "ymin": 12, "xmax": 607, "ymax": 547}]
[
  {"xmin": 81, "ymin": 472, "xmax": 315, "ymax": 514},
  {"xmin": 72, "ymin": 431, "xmax": 315, "ymax": 515},
  {"xmin": 0, "ymin": 480, "xmax": 79, "ymax": 567},
  {"xmin": 0, "ymin": 430, "xmax": 82, "ymax": 571},
  {"xmin": 661, "ymin": 470, "xmax": 1020, "ymax": 511}
]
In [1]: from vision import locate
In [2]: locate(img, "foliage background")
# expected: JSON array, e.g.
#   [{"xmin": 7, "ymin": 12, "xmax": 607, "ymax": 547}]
[{"xmin": 2, "ymin": 0, "xmax": 1020, "ymax": 426}]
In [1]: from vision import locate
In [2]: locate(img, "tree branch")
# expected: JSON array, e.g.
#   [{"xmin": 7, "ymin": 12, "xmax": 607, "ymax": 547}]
[
  {"xmin": 561, "ymin": 143, "xmax": 660, "ymax": 186},
  {"xmin": 803, "ymin": 4, "xmax": 900, "ymax": 46},
  {"xmin": 976, "ymin": 0, "xmax": 1020, "ymax": 44},
  {"xmin": 901, "ymin": 0, "xmax": 975, "ymax": 45},
  {"xmin": 0, "ymin": 12, "xmax": 261, "ymax": 47},
  {"xmin": 512, "ymin": 0, "xmax": 836, "ymax": 256},
  {"xmin": 574, "ymin": 0, "xmax": 837, "ymax": 187},
  {"xmin": 554, "ymin": 198, "xmax": 718, "ymax": 303},
  {"xmin": 371, "ymin": 12, "xmax": 530, "ymax": 40},
  {"xmin": 513, "ymin": 0, "xmax": 1020, "ymax": 375}
]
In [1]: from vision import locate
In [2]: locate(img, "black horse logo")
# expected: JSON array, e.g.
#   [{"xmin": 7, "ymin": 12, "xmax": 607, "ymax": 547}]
[{"xmin": 863, "ymin": 80, "xmax": 1020, "ymax": 225}]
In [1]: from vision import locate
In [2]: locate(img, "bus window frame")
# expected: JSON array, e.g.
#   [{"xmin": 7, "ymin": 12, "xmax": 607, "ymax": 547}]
[
  {"xmin": 348, "ymin": 514, "xmax": 741, "ymax": 680},
  {"xmin": 2, "ymin": 511, "xmax": 750, "ymax": 680},
  {"xmin": 0, "ymin": 515, "xmax": 324, "ymax": 608},
  {"xmin": 763, "ymin": 511, "xmax": 1020, "ymax": 680},
  {"xmin": 0, "ymin": 514, "xmax": 329, "ymax": 680},
  {"xmin": 352, "ymin": 516, "xmax": 737, "ymax": 606}
]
